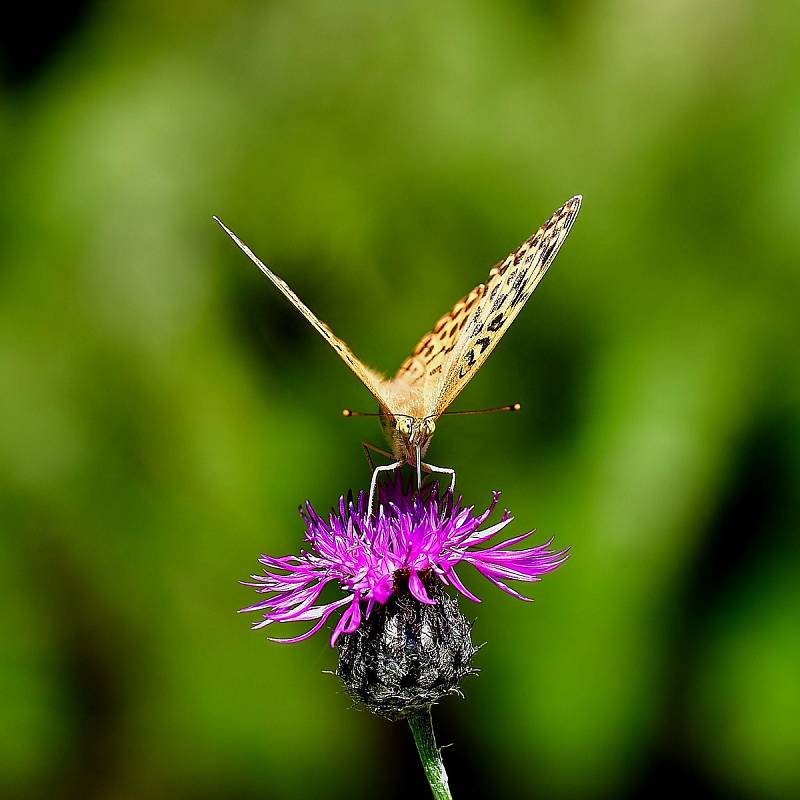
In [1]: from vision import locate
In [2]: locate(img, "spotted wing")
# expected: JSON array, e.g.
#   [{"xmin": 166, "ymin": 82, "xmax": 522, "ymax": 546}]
[
  {"xmin": 394, "ymin": 282, "xmax": 489, "ymax": 388},
  {"xmin": 214, "ymin": 217, "xmax": 391, "ymax": 411},
  {"xmin": 395, "ymin": 195, "xmax": 582, "ymax": 417}
]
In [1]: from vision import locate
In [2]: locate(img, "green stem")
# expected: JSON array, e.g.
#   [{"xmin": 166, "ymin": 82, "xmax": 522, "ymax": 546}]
[{"xmin": 407, "ymin": 706, "xmax": 453, "ymax": 800}]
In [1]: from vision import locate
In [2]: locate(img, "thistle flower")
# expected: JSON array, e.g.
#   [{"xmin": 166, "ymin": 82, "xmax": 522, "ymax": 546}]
[
  {"xmin": 240, "ymin": 473, "xmax": 570, "ymax": 791},
  {"xmin": 240, "ymin": 473, "xmax": 568, "ymax": 649}
]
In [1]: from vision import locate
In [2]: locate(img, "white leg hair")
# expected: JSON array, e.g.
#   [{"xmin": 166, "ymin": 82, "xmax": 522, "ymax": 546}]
[
  {"xmin": 422, "ymin": 461, "xmax": 457, "ymax": 495},
  {"xmin": 367, "ymin": 460, "xmax": 403, "ymax": 517}
]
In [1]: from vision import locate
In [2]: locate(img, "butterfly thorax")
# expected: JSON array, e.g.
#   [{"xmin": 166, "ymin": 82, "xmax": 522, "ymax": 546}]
[{"xmin": 380, "ymin": 410, "xmax": 435, "ymax": 464}]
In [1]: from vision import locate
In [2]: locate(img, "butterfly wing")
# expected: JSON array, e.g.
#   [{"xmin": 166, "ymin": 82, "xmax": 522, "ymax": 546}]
[
  {"xmin": 395, "ymin": 195, "xmax": 581, "ymax": 417},
  {"xmin": 215, "ymin": 217, "xmax": 391, "ymax": 411},
  {"xmin": 394, "ymin": 282, "xmax": 489, "ymax": 388}
]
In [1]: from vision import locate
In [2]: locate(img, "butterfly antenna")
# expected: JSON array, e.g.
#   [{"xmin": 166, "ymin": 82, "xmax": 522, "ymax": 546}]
[
  {"xmin": 342, "ymin": 409, "xmax": 382, "ymax": 417},
  {"xmin": 438, "ymin": 403, "xmax": 522, "ymax": 417}
]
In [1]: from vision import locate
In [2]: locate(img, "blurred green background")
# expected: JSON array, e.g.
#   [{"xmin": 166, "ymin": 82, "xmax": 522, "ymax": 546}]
[{"xmin": 1, "ymin": 1, "xmax": 798, "ymax": 798}]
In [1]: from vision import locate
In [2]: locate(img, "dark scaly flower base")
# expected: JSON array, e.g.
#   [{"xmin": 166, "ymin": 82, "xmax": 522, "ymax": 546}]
[{"xmin": 337, "ymin": 576, "xmax": 478, "ymax": 721}]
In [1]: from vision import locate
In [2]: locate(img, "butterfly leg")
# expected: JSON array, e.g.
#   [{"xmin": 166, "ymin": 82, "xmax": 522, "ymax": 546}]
[
  {"xmin": 421, "ymin": 461, "xmax": 457, "ymax": 496},
  {"xmin": 367, "ymin": 460, "xmax": 403, "ymax": 518},
  {"xmin": 362, "ymin": 441, "xmax": 393, "ymax": 472}
]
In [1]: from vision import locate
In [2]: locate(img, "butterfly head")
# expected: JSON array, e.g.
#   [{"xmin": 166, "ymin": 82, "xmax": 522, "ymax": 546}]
[
  {"xmin": 395, "ymin": 415, "xmax": 435, "ymax": 443},
  {"xmin": 382, "ymin": 413, "xmax": 436, "ymax": 463}
]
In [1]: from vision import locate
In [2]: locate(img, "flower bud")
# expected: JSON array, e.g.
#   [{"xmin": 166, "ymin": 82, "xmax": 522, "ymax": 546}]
[{"xmin": 336, "ymin": 576, "xmax": 478, "ymax": 720}]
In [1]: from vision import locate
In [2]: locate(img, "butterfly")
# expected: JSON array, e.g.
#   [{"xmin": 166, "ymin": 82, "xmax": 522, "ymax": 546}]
[{"xmin": 214, "ymin": 194, "xmax": 581, "ymax": 514}]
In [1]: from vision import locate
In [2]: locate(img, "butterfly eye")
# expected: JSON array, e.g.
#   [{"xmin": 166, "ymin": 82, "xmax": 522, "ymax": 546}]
[{"xmin": 424, "ymin": 419, "xmax": 436, "ymax": 435}]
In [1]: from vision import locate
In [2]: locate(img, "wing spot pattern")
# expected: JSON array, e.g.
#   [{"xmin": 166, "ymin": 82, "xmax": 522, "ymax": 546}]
[
  {"xmin": 491, "ymin": 292, "xmax": 508, "ymax": 312},
  {"xmin": 487, "ymin": 313, "xmax": 504, "ymax": 332},
  {"xmin": 392, "ymin": 195, "xmax": 581, "ymax": 414}
]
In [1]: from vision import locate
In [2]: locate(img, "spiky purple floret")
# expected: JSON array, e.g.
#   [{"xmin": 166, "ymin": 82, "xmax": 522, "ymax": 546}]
[{"xmin": 240, "ymin": 474, "xmax": 569, "ymax": 646}]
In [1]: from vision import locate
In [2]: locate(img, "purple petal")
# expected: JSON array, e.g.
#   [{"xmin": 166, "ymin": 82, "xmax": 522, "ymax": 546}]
[
  {"xmin": 241, "ymin": 476, "xmax": 568, "ymax": 645},
  {"xmin": 408, "ymin": 571, "xmax": 437, "ymax": 605}
]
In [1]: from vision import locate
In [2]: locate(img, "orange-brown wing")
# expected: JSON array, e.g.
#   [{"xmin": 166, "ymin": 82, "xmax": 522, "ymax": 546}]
[
  {"xmin": 214, "ymin": 217, "xmax": 391, "ymax": 411},
  {"xmin": 394, "ymin": 281, "xmax": 489, "ymax": 387},
  {"xmin": 395, "ymin": 195, "xmax": 582, "ymax": 417}
]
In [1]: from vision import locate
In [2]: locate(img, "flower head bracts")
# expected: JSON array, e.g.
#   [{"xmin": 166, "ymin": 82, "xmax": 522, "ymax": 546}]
[{"xmin": 241, "ymin": 474, "xmax": 568, "ymax": 646}]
